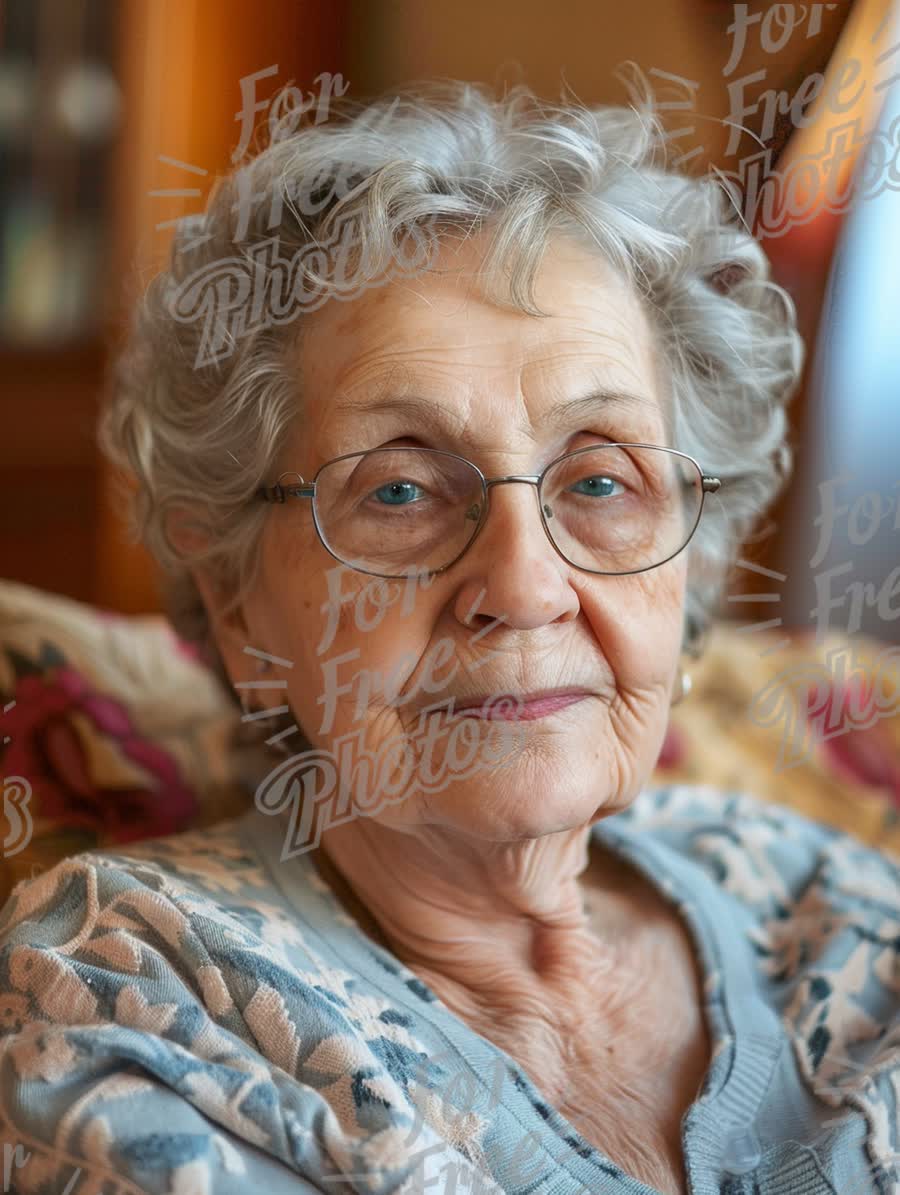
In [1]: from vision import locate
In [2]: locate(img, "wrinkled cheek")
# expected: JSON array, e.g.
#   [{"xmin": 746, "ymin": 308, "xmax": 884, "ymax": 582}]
[
  {"xmin": 289, "ymin": 635, "xmax": 430, "ymax": 755},
  {"xmin": 581, "ymin": 566, "xmax": 685, "ymax": 687}
]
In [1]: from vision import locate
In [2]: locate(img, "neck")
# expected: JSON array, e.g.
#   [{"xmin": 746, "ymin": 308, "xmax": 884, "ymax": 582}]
[{"xmin": 310, "ymin": 815, "xmax": 626, "ymax": 1008}]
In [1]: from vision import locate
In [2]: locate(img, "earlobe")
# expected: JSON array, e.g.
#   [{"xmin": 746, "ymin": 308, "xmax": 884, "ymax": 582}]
[
  {"xmin": 215, "ymin": 598, "xmax": 253, "ymax": 655},
  {"xmin": 165, "ymin": 509, "xmax": 275, "ymax": 689}
]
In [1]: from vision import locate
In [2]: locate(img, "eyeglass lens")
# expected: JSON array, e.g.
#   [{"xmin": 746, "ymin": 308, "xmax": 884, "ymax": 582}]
[{"xmin": 311, "ymin": 446, "xmax": 703, "ymax": 577}]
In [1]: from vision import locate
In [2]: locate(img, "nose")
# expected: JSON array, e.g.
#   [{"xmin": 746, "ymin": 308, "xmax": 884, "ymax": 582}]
[{"xmin": 452, "ymin": 479, "xmax": 580, "ymax": 632}]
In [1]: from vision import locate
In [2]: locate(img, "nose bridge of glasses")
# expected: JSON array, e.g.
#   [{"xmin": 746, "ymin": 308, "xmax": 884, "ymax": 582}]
[
  {"xmin": 475, "ymin": 474, "xmax": 554, "ymax": 547},
  {"xmin": 484, "ymin": 474, "xmax": 543, "ymax": 489},
  {"xmin": 481, "ymin": 475, "xmax": 547, "ymax": 521}
]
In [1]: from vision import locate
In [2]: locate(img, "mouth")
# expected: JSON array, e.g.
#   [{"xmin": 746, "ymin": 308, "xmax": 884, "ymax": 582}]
[{"xmin": 449, "ymin": 688, "xmax": 594, "ymax": 721}]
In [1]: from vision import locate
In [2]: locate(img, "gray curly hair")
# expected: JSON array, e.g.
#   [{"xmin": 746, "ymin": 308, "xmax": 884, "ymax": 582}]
[{"xmin": 99, "ymin": 70, "xmax": 802, "ymax": 696}]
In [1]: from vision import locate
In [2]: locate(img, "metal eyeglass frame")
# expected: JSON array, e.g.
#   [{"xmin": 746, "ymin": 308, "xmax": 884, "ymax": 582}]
[{"xmin": 256, "ymin": 443, "xmax": 723, "ymax": 580}]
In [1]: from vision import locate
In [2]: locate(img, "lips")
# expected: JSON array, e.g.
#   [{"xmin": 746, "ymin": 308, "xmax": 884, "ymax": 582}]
[{"xmin": 451, "ymin": 689, "xmax": 593, "ymax": 721}]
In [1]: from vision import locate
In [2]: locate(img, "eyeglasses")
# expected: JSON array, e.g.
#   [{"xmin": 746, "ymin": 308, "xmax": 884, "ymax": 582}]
[{"xmin": 257, "ymin": 444, "xmax": 722, "ymax": 580}]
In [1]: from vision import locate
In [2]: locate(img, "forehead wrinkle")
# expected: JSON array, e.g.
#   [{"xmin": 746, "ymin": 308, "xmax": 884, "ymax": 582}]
[
  {"xmin": 319, "ymin": 301, "xmax": 665, "ymax": 448},
  {"xmin": 324, "ymin": 387, "xmax": 662, "ymax": 448},
  {"xmin": 524, "ymin": 326, "xmax": 654, "ymax": 375},
  {"xmin": 328, "ymin": 391, "xmax": 472, "ymax": 440},
  {"xmin": 330, "ymin": 347, "xmax": 660, "ymax": 417}
]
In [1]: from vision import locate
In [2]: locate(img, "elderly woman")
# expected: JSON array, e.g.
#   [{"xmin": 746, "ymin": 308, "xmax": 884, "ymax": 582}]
[{"xmin": 0, "ymin": 79, "xmax": 898, "ymax": 1195}]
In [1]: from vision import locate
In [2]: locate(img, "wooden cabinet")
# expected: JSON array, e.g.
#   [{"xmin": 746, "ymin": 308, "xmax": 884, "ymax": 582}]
[{"xmin": 1, "ymin": 0, "xmax": 348, "ymax": 612}]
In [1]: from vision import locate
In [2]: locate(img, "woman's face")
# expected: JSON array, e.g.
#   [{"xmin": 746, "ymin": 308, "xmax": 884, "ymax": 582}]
[{"xmin": 228, "ymin": 230, "xmax": 688, "ymax": 842}]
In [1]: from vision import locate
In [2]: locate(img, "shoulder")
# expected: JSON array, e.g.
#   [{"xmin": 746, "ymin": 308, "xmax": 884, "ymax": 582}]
[
  {"xmin": 621, "ymin": 784, "xmax": 900, "ymax": 1015},
  {"xmin": 621, "ymin": 782, "xmax": 900, "ymax": 919},
  {"xmin": 0, "ymin": 815, "xmax": 357, "ymax": 1031},
  {"xmin": 0, "ymin": 821, "xmax": 396, "ymax": 1192},
  {"xmin": 0, "ymin": 817, "xmax": 280, "ymax": 990},
  {"xmin": 0, "ymin": 815, "xmax": 270, "ymax": 918}
]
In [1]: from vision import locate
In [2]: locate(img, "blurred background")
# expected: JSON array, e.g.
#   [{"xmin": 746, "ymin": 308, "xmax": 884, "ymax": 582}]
[{"xmin": 1, "ymin": 0, "xmax": 898, "ymax": 646}]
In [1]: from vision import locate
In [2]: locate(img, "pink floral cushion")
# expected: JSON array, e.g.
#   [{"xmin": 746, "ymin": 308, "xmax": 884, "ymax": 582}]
[{"xmin": 0, "ymin": 580, "xmax": 251, "ymax": 903}]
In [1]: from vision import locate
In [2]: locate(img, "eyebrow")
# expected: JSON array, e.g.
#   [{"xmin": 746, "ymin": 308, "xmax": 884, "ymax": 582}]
[{"xmin": 330, "ymin": 388, "xmax": 664, "ymax": 436}]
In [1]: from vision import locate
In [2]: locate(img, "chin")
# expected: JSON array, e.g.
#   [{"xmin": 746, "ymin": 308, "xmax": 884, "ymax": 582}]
[{"xmin": 407, "ymin": 762, "xmax": 609, "ymax": 841}]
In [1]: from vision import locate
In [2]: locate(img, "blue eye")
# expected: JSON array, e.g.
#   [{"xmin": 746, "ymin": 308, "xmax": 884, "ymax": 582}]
[
  {"xmin": 569, "ymin": 476, "xmax": 623, "ymax": 497},
  {"xmin": 373, "ymin": 481, "xmax": 424, "ymax": 505}
]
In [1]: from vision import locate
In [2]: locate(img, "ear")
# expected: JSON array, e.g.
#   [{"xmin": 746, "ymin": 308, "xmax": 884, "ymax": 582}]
[
  {"xmin": 191, "ymin": 573, "xmax": 285, "ymax": 721},
  {"xmin": 165, "ymin": 506, "xmax": 266, "ymax": 695},
  {"xmin": 190, "ymin": 570, "xmax": 251, "ymax": 672}
]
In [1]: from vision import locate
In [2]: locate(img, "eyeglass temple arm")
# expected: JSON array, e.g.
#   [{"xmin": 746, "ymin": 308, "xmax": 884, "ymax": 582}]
[
  {"xmin": 257, "ymin": 483, "xmax": 316, "ymax": 503},
  {"xmin": 700, "ymin": 469, "xmax": 759, "ymax": 492}
]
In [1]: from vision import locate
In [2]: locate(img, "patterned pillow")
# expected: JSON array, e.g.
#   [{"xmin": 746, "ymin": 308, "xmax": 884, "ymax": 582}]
[
  {"xmin": 0, "ymin": 579, "xmax": 252, "ymax": 904},
  {"xmin": 657, "ymin": 622, "xmax": 900, "ymax": 859}
]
